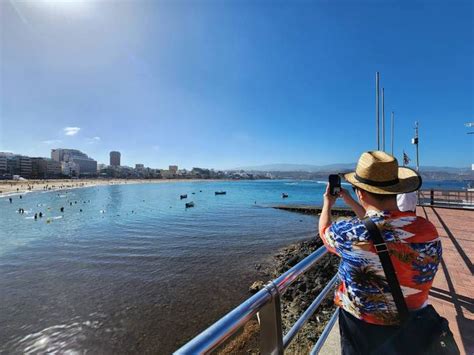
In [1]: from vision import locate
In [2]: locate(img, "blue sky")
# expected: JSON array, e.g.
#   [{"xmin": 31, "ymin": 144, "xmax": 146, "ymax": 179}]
[{"xmin": 1, "ymin": 0, "xmax": 472, "ymax": 169}]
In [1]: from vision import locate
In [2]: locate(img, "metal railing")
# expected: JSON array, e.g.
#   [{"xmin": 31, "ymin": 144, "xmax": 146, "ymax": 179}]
[
  {"xmin": 419, "ymin": 189, "xmax": 474, "ymax": 209},
  {"xmin": 175, "ymin": 246, "xmax": 339, "ymax": 354}
]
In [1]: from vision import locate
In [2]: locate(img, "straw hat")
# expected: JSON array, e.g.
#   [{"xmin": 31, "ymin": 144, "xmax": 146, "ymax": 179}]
[{"xmin": 344, "ymin": 151, "xmax": 422, "ymax": 194}]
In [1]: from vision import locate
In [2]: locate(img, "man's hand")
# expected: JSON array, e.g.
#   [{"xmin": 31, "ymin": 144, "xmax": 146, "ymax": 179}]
[
  {"xmin": 323, "ymin": 184, "xmax": 338, "ymax": 209},
  {"xmin": 339, "ymin": 188, "xmax": 356, "ymax": 206},
  {"xmin": 319, "ymin": 183, "xmax": 337, "ymax": 236},
  {"xmin": 340, "ymin": 187, "xmax": 366, "ymax": 219}
]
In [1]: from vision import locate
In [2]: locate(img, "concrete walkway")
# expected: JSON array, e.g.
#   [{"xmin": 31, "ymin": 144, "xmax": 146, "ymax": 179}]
[{"xmin": 418, "ymin": 206, "xmax": 474, "ymax": 355}]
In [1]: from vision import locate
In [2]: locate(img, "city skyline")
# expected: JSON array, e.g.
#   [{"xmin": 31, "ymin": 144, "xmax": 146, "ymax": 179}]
[{"xmin": 1, "ymin": 0, "xmax": 473, "ymax": 169}]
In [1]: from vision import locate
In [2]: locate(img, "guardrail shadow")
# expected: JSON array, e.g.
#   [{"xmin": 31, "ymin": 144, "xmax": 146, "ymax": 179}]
[{"xmin": 421, "ymin": 206, "xmax": 474, "ymax": 354}]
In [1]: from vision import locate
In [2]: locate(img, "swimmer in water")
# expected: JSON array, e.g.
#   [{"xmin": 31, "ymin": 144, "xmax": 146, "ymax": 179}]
[
  {"xmin": 9, "ymin": 198, "xmax": 12, "ymax": 203},
  {"xmin": 60, "ymin": 207, "xmax": 64, "ymax": 212},
  {"xmin": 34, "ymin": 213, "xmax": 38, "ymax": 220},
  {"xmin": 39, "ymin": 212, "xmax": 43, "ymax": 218}
]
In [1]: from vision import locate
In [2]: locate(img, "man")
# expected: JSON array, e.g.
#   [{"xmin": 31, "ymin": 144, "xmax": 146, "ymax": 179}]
[{"xmin": 318, "ymin": 151, "xmax": 442, "ymax": 354}]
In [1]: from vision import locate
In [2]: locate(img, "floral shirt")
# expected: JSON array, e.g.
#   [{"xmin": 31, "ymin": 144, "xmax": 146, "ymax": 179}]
[{"xmin": 321, "ymin": 210, "xmax": 442, "ymax": 325}]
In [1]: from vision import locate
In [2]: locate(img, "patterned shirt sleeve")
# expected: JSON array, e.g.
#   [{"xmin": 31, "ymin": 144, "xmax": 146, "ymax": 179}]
[{"xmin": 320, "ymin": 217, "xmax": 362, "ymax": 256}]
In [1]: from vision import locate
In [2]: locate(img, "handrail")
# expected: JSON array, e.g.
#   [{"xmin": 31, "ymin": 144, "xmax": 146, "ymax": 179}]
[
  {"xmin": 175, "ymin": 246, "xmax": 332, "ymax": 354},
  {"xmin": 418, "ymin": 188, "xmax": 474, "ymax": 208},
  {"xmin": 283, "ymin": 274, "xmax": 338, "ymax": 348}
]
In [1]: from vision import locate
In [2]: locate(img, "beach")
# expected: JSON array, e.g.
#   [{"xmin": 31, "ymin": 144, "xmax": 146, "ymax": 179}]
[{"xmin": 0, "ymin": 178, "xmax": 227, "ymax": 197}]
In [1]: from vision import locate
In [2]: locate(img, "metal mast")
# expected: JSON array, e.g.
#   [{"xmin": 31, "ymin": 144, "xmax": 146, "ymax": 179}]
[
  {"xmin": 382, "ymin": 88, "xmax": 385, "ymax": 151},
  {"xmin": 391, "ymin": 112, "xmax": 394, "ymax": 156},
  {"xmin": 376, "ymin": 72, "xmax": 380, "ymax": 150}
]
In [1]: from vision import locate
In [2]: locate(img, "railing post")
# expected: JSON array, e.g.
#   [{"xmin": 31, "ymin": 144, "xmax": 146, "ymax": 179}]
[
  {"xmin": 430, "ymin": 189, "xmax": 434, "ymax": 205},
  {"xmin": 258, "ymin": 282, "xmax": 283, "ymax": 355}
]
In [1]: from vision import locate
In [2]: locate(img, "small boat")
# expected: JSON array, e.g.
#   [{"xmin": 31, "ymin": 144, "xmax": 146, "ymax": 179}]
[
  {"xmin": 282, "ymin": 193, "xmax": 289, "ymax": 198},
  {"xmin": 215, "ymin": 191, "xmax": 226, "ymax": 195},
  {"xmin": 185, "ymin": 202, "xmax": 195, "ymax": 208},
  {"xmin": 180, "ymin": 194, "xmax": 188, "ymax": 199}
]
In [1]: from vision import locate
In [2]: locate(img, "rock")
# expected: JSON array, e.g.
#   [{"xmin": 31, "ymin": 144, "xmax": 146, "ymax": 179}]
[{"xmin": 249, "ymin": 280, "xmax": 265, "ymax": 294}]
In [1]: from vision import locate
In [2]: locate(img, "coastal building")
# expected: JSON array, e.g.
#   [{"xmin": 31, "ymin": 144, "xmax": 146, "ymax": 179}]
[
  {"xmin": 110, "ymin": 151, "xmax": 121, "ymax": 167},
  {"xmin": 169, "ymin": 165, "xmax": 178, "ymax": 174},
  {"xmin": 61, "ymin": 161, "xmax": 79, "ymax": 177},
  {"xmin": 2, "ymin": 154, "xmax": 32, "ymax": 178},
  {"xmin": 31, "ymin": 158, "xmax": 62, "ymax": 179},
  {"xmin": 19, "ymin": 156, "xmax": 32, "ymax": 178},
  {"xmin": 0, "ymin": 155, "xmax": 7, "ymax": 172},
  {"xmin": 135, "ymin": 164, "xmax": 144, "ymax": 170},
  {"xmin": 51, "ymin": 149, "xmax": 97, "ymax": 176}
]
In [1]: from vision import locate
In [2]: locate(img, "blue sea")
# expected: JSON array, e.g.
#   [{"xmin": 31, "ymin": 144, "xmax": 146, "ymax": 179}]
[{"xmin": 0, "ymin": 179, "xmax": 468, "ymax": 353}]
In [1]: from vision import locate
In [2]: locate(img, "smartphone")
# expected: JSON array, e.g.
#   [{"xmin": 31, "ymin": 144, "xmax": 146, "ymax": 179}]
[{"xmin": 328, "ymin": 174, "xmax": 341, "ymax": 196}]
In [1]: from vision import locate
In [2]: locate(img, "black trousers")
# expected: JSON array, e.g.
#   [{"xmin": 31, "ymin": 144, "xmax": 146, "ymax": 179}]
[{"xmin": 339, "ymin": 308, "xmax": 400, "ymax": 355}]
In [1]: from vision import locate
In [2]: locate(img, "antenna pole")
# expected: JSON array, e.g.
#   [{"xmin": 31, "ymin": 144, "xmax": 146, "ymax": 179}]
[{"xmin": 376, "ymin": 72, "xmax": 380, "ymax": 150}]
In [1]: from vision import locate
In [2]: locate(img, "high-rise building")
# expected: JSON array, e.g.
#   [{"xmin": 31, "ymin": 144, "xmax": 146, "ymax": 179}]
[
  {"xmin": 51, "ymin": 149, "xmax": 97, "ymax": 176},
  {"xmin": 110, "ymin": 151, "xmax": 121, "ymax": 167}
]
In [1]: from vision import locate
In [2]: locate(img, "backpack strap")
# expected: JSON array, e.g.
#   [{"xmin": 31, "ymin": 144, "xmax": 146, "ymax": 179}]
[{"xmin": 362, "ymin": 217, "xmax": 410, "ymax": 323}]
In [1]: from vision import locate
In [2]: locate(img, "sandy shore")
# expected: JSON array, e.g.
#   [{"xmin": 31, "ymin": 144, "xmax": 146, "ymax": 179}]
[{"xmin": 0, "ymin": 178, "xmax": 224, "ymax": 197}]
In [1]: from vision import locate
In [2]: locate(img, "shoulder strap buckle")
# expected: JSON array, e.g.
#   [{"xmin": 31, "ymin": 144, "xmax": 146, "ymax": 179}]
[{"xmin": 374, "ymin": 242, "xmax": 389, "ymax": 254}]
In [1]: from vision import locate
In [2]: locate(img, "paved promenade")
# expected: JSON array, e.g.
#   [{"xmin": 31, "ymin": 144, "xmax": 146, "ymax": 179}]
[{"xmin": 418, "ymin": 206, "xmax": 473, "ymax": 355}]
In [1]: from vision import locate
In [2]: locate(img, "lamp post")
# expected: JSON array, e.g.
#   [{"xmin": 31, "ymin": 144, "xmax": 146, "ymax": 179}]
[{"xmin": 412, "ymin": 121, "xmax": 419, "ymax": 172}]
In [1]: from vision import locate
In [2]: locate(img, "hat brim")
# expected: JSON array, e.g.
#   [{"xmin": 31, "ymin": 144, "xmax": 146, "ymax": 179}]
[{"xmin": 344, "ymin": 167, "xmax": 422, "ymax": 194}]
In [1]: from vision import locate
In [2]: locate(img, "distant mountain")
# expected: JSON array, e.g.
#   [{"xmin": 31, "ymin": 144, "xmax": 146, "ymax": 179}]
[
  {"xmin": 234, "ymin": 163, "xmax": 472, "ymax": 174},
  {"xmin": 234, "ymin": 163, "xmax": 355, "ymax": 172}
]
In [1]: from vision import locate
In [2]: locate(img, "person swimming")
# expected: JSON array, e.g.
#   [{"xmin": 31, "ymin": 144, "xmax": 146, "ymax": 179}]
[{"xmin": 60, "ymin": 207, "xmax": 64, "ymax": 212}]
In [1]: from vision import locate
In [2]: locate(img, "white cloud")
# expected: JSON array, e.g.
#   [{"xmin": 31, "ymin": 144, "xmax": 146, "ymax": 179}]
[
  {"xmin": 42, "ymin": 139, "xmax": 62, "ymax": 145},
  {"xmin": 64, "ymin": 127, "xmax": 81, "ymax": 136},
  {"xmin": 86, "ymin": 136, "xmax": 101, "ymax": 144}
]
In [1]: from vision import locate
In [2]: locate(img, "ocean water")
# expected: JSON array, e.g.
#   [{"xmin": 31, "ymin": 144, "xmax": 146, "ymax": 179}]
[
  {"xmin": 0, "ymin": 180, "xmax": 331, "ymax": 354},
  {"xmin": 0, "ymin": 179, "xmax": 467, "ymax": 353}
]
